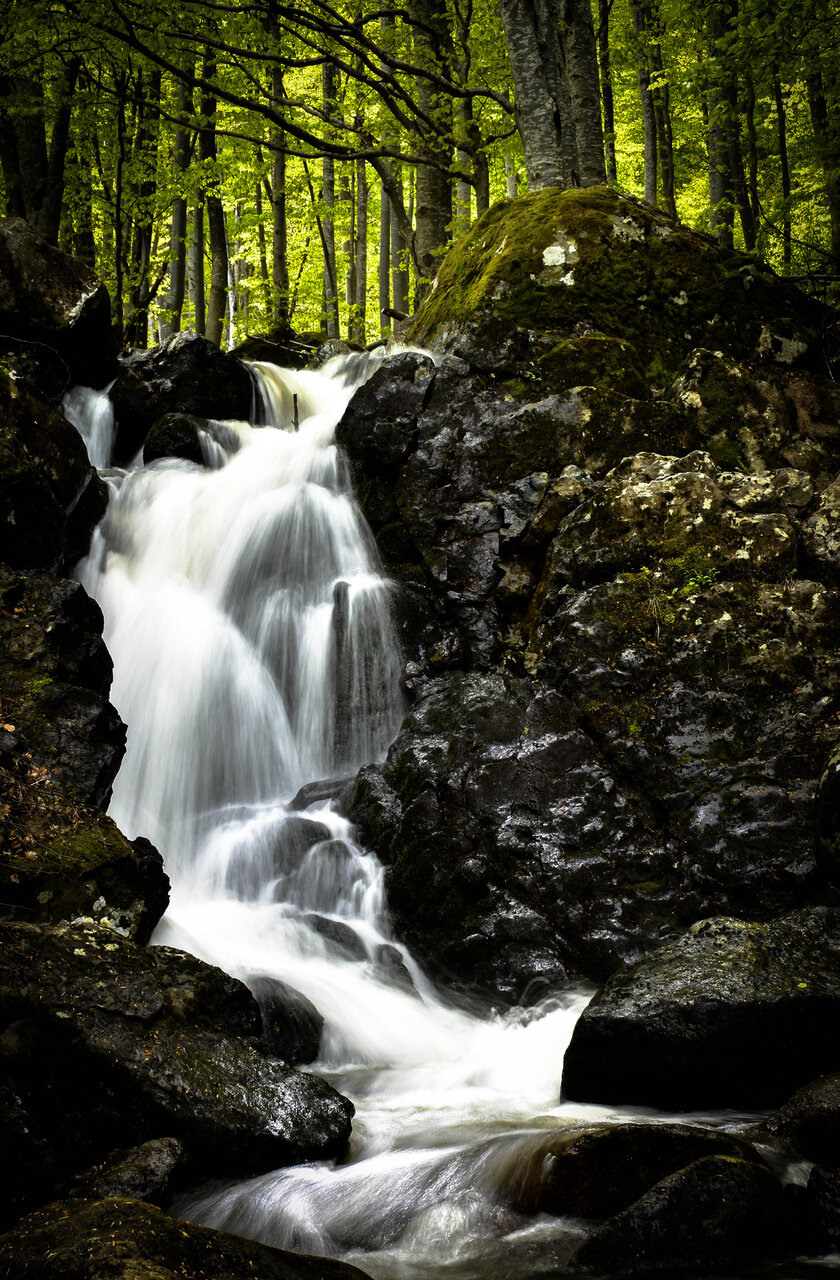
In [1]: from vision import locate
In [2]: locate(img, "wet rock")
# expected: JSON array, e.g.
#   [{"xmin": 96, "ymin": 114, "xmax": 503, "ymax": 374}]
[
  {"xmin": 304, "ymin": 912, "xmax": 368, "ymax": 961},
  {"xmin": 232, "ymin": 331, "xmax": 317, "ymax": 370},
  {"xmin": 0, "ymin": 216, "xmax": 117, "ymax": 389},
  {"xmin": 500, "ymin": 1122, "xmax": 761, "ymax": 1221},
  {"xmin": 144, "ymin": 413, "xmax": 210, "ymax": 465},
  {"xmin": 562, "ymin": 909, "xmax": 840, "ymax": 1110},
  {"xmin": 0, "ymin": 1197, "xmax": 372, "ymax": 1280},
  {"xmin": 249, "ymin": 977, "xmax": 324, "ymax": 1064},
  {"xmin": 569, "ymin": 1155, "xmax": 785, "ymax": 1276},
  {"xmin": 0, "ymin": 922, "xmax": 354, "ymax": 1191},
  {"xmin": 0, "ymin": 567, "xmax": 124, "ymax": 807},
  {"xmin": 109, "ymin": 332, "xmax": 253, "ymax": 464},
  {"xmin": 0, "ymin": 371, "xmax": 107, "ymax": 573},
  {"xmin": 289, "ymin": 775, "xmax": 355, "ymax": 810},
  {"xmin": 65, "ymin": 1137, "xmax": 188, "ymax": 1205},
  {"xmin": 806, "ymin": 1165, "xmax": 840, "ymax": 1252},
  {"xmin": 762, "ymin": 1073, "xmax": 840, "ymax": 1164}
]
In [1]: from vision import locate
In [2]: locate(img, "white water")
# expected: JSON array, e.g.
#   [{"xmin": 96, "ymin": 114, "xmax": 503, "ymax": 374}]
[{"xmin": 74, "ymin": 355, "xmax": 751, "ymax": 1279}]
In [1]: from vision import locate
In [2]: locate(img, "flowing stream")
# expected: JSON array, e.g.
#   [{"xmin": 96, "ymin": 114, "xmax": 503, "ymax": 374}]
[{"xmin": 73, "ymin": 354, "xmax": 755, "ymax": 1279}]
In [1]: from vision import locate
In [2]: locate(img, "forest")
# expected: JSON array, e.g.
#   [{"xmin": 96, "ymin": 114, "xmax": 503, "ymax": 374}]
[{"xmin": 1, "ymin": 0, "xmax": 839, "ymax": 354}]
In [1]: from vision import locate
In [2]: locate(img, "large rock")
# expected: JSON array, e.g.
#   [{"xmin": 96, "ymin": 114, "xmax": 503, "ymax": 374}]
[
  {"xmin": 561, "ymin": 909, "xmax": 840, "ymax": 1110},
  {"xmin": 499, "ymin": 1122, "xmax": 760, "ymax": 1221},
  {"xmin": 339, "ymin": 192, "xmax": 840, "ymax": 998},
  {"xmin": 409, "ymin": 186, "xmax": 823, "ymax": 382},
  {"xmin": 0, "ymin": 921, "xmax": 354, "ymax": 1222},
  {"xmin": 0, "ymin": 217, "xmax": 117, "ymax": 389},
  {"xmin": 0, "ymin": 371, "xmax": 107, "ymax": 573},
  {"xmin": 109, "ymin": 332, "xmax": 254, "ymax": 464},
  {"xmin": 0, "ymin": 1197, "xmax": 372, "ymax": 1280},
  {"xmin": 569, "ymin": 1155, "xmax": 785, "ymax": 1276},
  {"xmin": 762, "ymin": 1073, "xmax": 840, "ymax": 1165}
]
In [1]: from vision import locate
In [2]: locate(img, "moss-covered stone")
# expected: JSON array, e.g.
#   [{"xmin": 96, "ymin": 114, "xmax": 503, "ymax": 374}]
[
  {"xmin": 409, "ymin": 187, "xmax": 825, "ymax": 387},
  {"xmin": 0, "ymin": 1197, "xmax": 371, "ymax": 1280}
]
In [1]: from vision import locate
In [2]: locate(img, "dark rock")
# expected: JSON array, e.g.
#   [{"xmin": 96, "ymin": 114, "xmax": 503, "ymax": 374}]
[
  {"xmin": 762, "ymin": 1073, "xmax": 840, "ymax": 1164},
  {"xmin": 304, "ymin": 912, "xmax": 368, "ymax": 960},
  {"xmin": 0, "ymin": 922, "xmax": 354, "ymax": 1191},
  {"xmin": 499, "ymin": 1122, "xmax": 762, "ymax": 1221},
  {"xmin": 109, "ymin": 332, "xmax": 253, "ymax": 464},
  {"xmin": 65, "ymin": 1137, "xmax": 188, "ymax": 1205},
  {"xmin": 569, "ymin": 1155, "xmax": 785, "ymax": 1276},
  {"xmin": 818, "ymin": 743, "xmax": 840, "ymax": 883},
  {"xmin": 0, "ymin": 1197, "xmax": 372, "ymax": 1280},
  {"xmin": 231, "ymin": 332, "xmax": 317, "ymax": 370},
  {"xmin": 807, "ymin": 1165, "xmax": 840, "ymax": 1252},
  {"xmin": 143, "ymin": 413, "xmax": 210, "ymax": 465},
  {"xmin": 0, "ymin": 216, "xmax": 117, "ymax": 389},
  {"xmin": 249, "ymin": 977, "xmax": 324, "ymax": 1064},
  {"xmin": 562, "ymin": 909, "xmax": 840, "ymax": 1110},
  {"xmin": 288, "ymin": 775, "xmax": 355, "ymax": 810},
  {"xmin": 0, "ymin": 1078, "xmax": 58, "ymax": 1230},
  {"xmin": 0, "ymin": 371, "xmax": 107, "ymax": 573},
  {"xmin": 308, "ymin": 338, "xmax": 358, "ymax": 367}
]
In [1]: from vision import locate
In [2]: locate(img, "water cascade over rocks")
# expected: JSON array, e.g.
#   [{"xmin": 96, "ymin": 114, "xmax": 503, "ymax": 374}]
[{"xmin": 75, "ymin": 353, "xmax": 741, "ymax": 1279}]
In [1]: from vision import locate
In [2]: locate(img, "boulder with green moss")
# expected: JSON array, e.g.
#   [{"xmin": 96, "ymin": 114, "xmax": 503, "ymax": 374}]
[
  {"xmin": 561, "ymin": 909, "xmax": 840, "ymax": 1109},
  {"xmin": 0, "ymin": 921, "xmax": 354, "ymax": 1225},
  {"xmin": 339, "ymin": 189, "xmax": 840, "ymax": 999},
  {"xmin": 0, "ymin": 1197, "xmax": 372, "ymax": 1280},
  {"xmin": 409, "ymin": 185, "xmax": 825, "ymax": 387}
]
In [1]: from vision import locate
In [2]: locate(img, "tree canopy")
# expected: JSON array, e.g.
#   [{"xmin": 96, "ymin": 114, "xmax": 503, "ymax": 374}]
[{"xmin": 1, "ymin": 0, "xmax": 837, "ymax": 352}]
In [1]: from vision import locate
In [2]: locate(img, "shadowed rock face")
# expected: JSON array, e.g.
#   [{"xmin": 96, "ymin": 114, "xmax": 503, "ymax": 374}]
[
  {"xmin": 0, "ymin": 921, "xmax": 354, "ymax": 1225},
  {"xmin": 0, "ymin": 216, "xmax": 117, "ymax": 391},
  {"xmin": 0, "ymin": 1198, "xmax": 373, "ymax": 1280},
  {"xmin": 109, "ymin": 332, "xmax": 254, "ymax": 464},
  {"xmin": 338, "ymin": 188, "xmax": 840, "ymax": 1003}
]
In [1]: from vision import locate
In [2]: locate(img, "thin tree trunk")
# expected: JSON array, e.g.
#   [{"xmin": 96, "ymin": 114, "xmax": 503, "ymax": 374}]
[
  {"xmin": 255, "ymin": 175, "xmax": 271, "ymax": 316},
  {"xmin": 322, "ymin": 61, "xmax": 340, "ymax": 339},
  {"xmin": 36, "ymin": 56, "xmax": 81, "ymax": 245},
  {"xmin": 505, "ymin": 152, "xmax": 518, "ymax": 197},
  {"xmin": 269, "ymin": 62, "xmax": 290, "ymax": 329},
  {"xmin": 598, "ymin": 0, "xmax": 617, "ymax": 183},
  {"xmin": 391, "ymin": 176, "xmax": 409, "ymax": 316},
  {"xmin": 192, "ymin": 203, "xmax": 206, "ymax": 336},
  {"xmin": 561, "ymin": 0, "xmax": 606, "ymax": 185},
  {"xmin": 773, "ymin": 69, "xmax": 792, "ymax": 273},
  {"xmin": 379, "ymin": 182, "xmax": 391, "ymax": 335},
  {"xmin": 708, "ymin": 86, "xmax": 734, "ymax": 246},
  {"xmin": 808, "ymin": 68, "xmax": 840, "ymax": 276},
  {"xmin": 352, "ymin": 157, "xmax": 368, "ymax": 344},
  {"xmin": 630, "ymin": 3, "xmax": 657, "ymax": 205},
  {"xmin": 744, "ymin": 73, "xmax": 760, "ymax": 234},
  {"xmin": 410, "ymin": 0, "xmax": 453, "ymax": 281},
  {"xmin": 199, "ymin": 52, "xmax": 227, "ymax": 346},
  {"xmin": 160, "ymin": 67, "xmax": 191, "ymax": 339},
  {"xmin": 0, "ymin": 75, "xmax": 25, "ymax": 217}
]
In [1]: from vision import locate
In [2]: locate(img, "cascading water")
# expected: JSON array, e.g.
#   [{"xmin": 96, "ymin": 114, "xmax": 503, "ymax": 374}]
[{"xmin": 73, "ymin": 354, "xmax": 748, "ymax": 1280}]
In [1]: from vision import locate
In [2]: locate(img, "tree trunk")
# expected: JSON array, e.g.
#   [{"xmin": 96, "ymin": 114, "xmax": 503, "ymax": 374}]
[
  {"xmin": 0, "ymin": 75, "xmax": 25, "ymax": 217},
  {"xmin": 269, "ymin": 62, "xmax": 290, "ymax": 329},
  {"xmin": 708, "ymin": 85, "xmax": 734, "ymax": 246},
  {"xmin": 379, "ymin": 181, "xmax": 391, "ymax": 335},
  {"xmin": 498, "ymin": 0, "xmax": 566, "ymax": 189},
  {"xmin": 505, "ymin": 152, "xmax": 518, "ymax": 197},
  {"xmin": 773, "ymin": 69, "xmax": 792, "ymax": 273},
  {"xmin": 125, "ymin": 69, "xmax": 160, "ymax": 348},
  {"xmin": 192, "ymin": 203, "xmax": 206, "ymax": 336},
  {"xmin": 351, "ymin": 157, "xmax": 368, "ymax": 344},
  {"xmin": 199, "ymin": 53, "xmax": 227, "ymax": 347},
  {"xmin": 808, "ymin": 68, "xmax": 840, "ymax": 276},
  {"xmin": 391, "ymin": 175, "xmax": 409, "ymax": 316},
  {"xmin": 322, "ymin": 61, "xmax": 340, "ymax": 339},
  {"xmin": 561, "ymin": 0, "xmax": 606, "ymax": 185},
  {"xmin": 35, "ymin": 56, "xmax": 81, "ymax": 245},
  {"xmin": 160, "ymin": 68, "xmax": 191, "ymax": 340},
  {"xmin": 630, "ymin": 3, "xmax": 657, "ymax": 206},
  {"xmin": 598, "ymin": 0, "xmax": 617, "ymax": 183},
  {"xmin": 410, "ymin": 0, "xmax": 453, "ymax": 281}
]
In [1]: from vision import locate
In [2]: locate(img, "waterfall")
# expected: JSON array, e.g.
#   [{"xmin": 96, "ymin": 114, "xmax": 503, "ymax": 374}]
[{"xmin": 73, "ymin": 352, "xmax": 642, "ymax": 1279}]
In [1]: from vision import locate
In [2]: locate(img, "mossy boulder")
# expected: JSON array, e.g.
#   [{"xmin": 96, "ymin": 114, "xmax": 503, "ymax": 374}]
[
  {"xmin": 409, "ymin": 186, "xmax": 825, "ymax": 388},
  {"xmin": 0, "ymin": 1197, "xmax": 371, "ymax": 1280},
  {"xmin": 0, "ymin": 371, "xmax": 107, "ymax": 573},
  {"xmin": 562, "ymin": 909, "xmax": 840, "ymax": 1110},
  {"xmin": 0, "ymin": 920, "xmax": 354, "ymax": 1223},
  {"xmin": 569, "ymin": 1155, "xmax": 785, "ymax": 1276}
]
